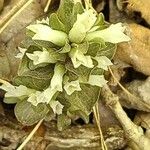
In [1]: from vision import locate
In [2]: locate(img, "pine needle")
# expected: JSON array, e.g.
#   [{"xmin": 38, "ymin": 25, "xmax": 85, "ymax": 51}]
[{"xmin": 17, "ymin": 119, "xmax": 43, "ymax": 150}]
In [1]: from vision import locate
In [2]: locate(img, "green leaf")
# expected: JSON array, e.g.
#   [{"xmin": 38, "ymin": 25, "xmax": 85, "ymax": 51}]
[
  {"xmin": 57, "ymin": 113, "xmax": 71, "ymax": 131},
  {"xmin": 96, "ymin": 42, "xmax": 117, "ymax": 59},
  {"xmin": 57, "ymin": 0, "xmax": 74, "ymax": 33},
  {"xmin": 15, "ymin": 100, "xmax": 49, "ymax": 126},
  {"xmin": 59, "ymin": 42, "xmax": 71, "ymax": 53},
  {"xmin": 59, "ymin": 84, "xmax": 100, "ymax": 118},
  {"xmin": 65, "ymin": 61, "xmax": 94, "ymax": 83},
  {"xmin": 13, "ymin": 65, "xmax": 53, "ymax": 91},
  {"xmin": 49, "ymin": 13, "xmax": 66, "ymax": 33}
]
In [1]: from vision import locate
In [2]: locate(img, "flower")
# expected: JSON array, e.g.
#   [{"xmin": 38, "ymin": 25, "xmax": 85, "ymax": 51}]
[
  {"xmin": 64, "ymin": 80, "xmax": 81, "ymax": 95},
  {"xmin": 88, "ymin": 75, "xmax": 107, "ymax": 87},
  {"xmin": 86, "ymin": 23, "xmax": 131, "ymax": 43},
  {"xmin": 94, "ymin": 56, "xmax": 113, "ymax": 70},
  {"xmin": 26, "ymin": 48, "xmax": 56, "ymax": 65},
  {"xmin": 0, "ymin": 83, "xmax": 34, "ymax": 98},
  {"xmin": 50, "ymin": 100, "xmax": 64, "ymax": 115},
  {"xmin": 69, "ymin": 9, "xmax": 97, "ymax": 43},
  {"xmin": 69, "ymin": 47, "xmax": 94, "ymax": 68},
  {"xmin": 15, "ymin": 47, "xmax": 27, "ymax": 59},
  {"xmin": 27, "ymin": 24, "xmax": 68, "ymax": 46}
]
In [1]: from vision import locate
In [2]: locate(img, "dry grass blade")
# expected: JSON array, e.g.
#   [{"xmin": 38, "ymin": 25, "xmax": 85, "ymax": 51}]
[
  {"xmin": 17, "ymin": 119, "xmax": 43, "ymax": 150},
  {"xmin": 93, "ymin": 102, "xmax": 108, "ymax": 150},
  {"xmin": 0, "ymin": 0, "xmax": 34, "ymax": 34},
  {"xmin": 44, "ymin": 0, "xmax": 52, "ymax": 12}
]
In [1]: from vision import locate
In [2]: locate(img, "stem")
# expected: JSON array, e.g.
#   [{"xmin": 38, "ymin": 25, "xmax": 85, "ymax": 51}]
[
  {"xmin": 17, "ymin": 119, "xmax": 43, "ymax": 150},
  {"xmin": 0, "ymin": 0, "xmax": 34, "ymax": 34}
]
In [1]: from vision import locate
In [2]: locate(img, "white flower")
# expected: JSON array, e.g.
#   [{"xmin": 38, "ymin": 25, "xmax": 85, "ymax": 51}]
[
  {"xmin": 88, "ymin": 75, "xmax": 107, "ymax": 87},
  {"xmin": 51, "ymin": 63, "xmax": 66, "ymax": 92},
  {"xmin": 15, "ymin": 47, "xmax": 27, "ymax": 59},
  {"xmin": 86, "ymin": 23, "xmax": 131, "ymax": 43},
  {"xmin": 64, "ymin": 80, "xmax": 81, "ymax": 95},
  {"xmin": 69, "ymin": 9, "xmax": 97, "ymax": 43},
  {"xmin": 69, "ymin": 48, "xmax": 94, "ymax": 68},
  {"xmin": 94, "ymin": 56, "xmax": 113, "ymax": 70},
  {"xmin": 27, "ymin": 91, "xmax": 41, "ymax": 106},
  {"xmin": 26, "ymin": 48, "xmax": 56, "ymax": 65},
  {"xmin": 36, "ymin": 17, "xmax": 49, "ymax": 25},
  {"xmin": 27, "ymin": 24, "xmax": 68, "ymax": 46},
  {"xmin": 50, "ymin": 100, "xmax": 64, "ymax": 115},
  {"xmin": 0, "ymin": 83, "xmax": 34, "ymax": 98}
]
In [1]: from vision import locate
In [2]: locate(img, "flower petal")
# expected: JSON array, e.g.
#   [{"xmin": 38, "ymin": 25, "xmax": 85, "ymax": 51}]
[
  {"xmin": 26, "ymin": 48, "xmax": 56, "ymax": 65},
  {"xmin": 86, "ymin": 23, "xmax": 131, "ymax": 43},
  {"xmin": 88, "ymin": 75, "xmax": 107, "ymax": 87},
  {"xmin": 69, "ymin": 48, "xmax": 94, "ymax": 68},
  {"xmin": 50, "ymin": 63, "xmax": 66, "ymax": 92},
  {"xmin": 69, "ymin": 9, "xmax": 97, "ymax": 43},
  {"xmin": 94, "ymin": 56, "xmax": 113, "ymax": 70},
  {"xmin": 64, "ymin": 80, "xmax": 81, "ymax": 95},
  {"xmin": 27, "ymin": 24, "xmax": 68, "ymax": 46},
  {"xmin": 50, "ymin": 100, "xmax": 64, "ymax": 115}
]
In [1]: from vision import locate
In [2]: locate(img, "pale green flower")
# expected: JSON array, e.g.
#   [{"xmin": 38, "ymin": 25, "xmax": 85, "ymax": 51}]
[
  {"xmin": 26, "ymin": 48, "xmax": 56, "ymax": 65},
  {"xmin": 88, "ymin": 75, "xmax": 107, "ymax": 87},
  {"xmin": 86, "ymin": 23, "xmax": 131, "ymax": 43},
  {"xmin": 51, "ymin": 63, "xmax": 66, "ymax": 92},
  {"xmin": 27, "ymin": 24, "xmax": 68, "ymax": 46},
  {"xmin": 69, "ymin": 9, "xmax": 97, "ymax": 43},
  {"xmin": 94, "ymin": 56, "xmax": 113, "ymax": 71},
  {"xmin": 69, "ymin": 48, "xmax": 94, "ymax": 68},
  {"xmin": 50, "ymin": 100, "xmax": 64, "ymax": 115},
  {"xmin": 0, "ymin": 83, "xmax": 34, "ymax": 98},
  {"xmin": 64, "ymin": 80, "xmax": 81, "ymax": 95},
  {"xmin": 27, "ymin": 91, "xmax": 41, "ymax": 106},
  {"xmin": 15, "ymin": 47, "xmax": 27, "ymax": 59},
  {"xmin": 36, "ymin": 17, "xmax": 49, "ymax": 25}
]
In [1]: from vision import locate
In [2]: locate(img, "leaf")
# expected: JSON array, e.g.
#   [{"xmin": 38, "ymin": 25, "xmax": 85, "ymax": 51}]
[
  {"xmin": 59, "ymin": 84, "xmax": 100, "ymax": 117},
  {"xmin": 65, "ymin": 61, "xmax": 94, "ymax": 83},
  {"xmin": 13, "ymin": 65, "xmax": 53, "ymax": 91},
  {"xmin": 96, "ymin": 42, "xmax": 117, "ymax": 59},
  {"xmin": 15, "ymin": 100, "xmax": 49, "ymax": 126},
  {"xmin": 57, "ymin": 0, "xmax": 74, "ymax": 33},
  {"xmin": 3, "ymin": 97, "xmax": 19, "ymax": 104},
  {"xmin": 57, "ymin": 113, "xmax": 71, "ymax": 131},
  {"xmin": 49, "ymin": 13, "xmax": 66, "ymax": 33}
]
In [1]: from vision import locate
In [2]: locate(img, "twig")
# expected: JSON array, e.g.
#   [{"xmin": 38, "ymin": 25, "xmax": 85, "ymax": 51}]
[
  {"xmin": 44, "ymin": 0, "xmax": 52, "ymax": 13},
  {"xmin": 102, "ymin": 85, "xmax": 150, "ymax": 150},
  {"xmin": 17, "ymin": 119, "xmax": 43, "ymax": 150},
  {"xmin": 0, "ymin": 0, "xmax": 34, "ymax": 34}
]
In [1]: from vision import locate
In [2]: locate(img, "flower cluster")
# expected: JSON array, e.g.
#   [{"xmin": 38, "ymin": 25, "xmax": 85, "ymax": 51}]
[{"xmin": 0, "ymin": 0, "xmax": 130, "ymax": 127}]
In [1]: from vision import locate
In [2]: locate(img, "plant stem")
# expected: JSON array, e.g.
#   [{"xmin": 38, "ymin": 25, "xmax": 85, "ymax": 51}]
[{"xmin": 17, "ymin": 119, "xmax": 43, "ymax": 150}]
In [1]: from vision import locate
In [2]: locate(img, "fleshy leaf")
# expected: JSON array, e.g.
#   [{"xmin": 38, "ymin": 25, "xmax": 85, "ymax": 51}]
[
  {"xmin": 88, "ymin": 75, "xmax": 107, "ymax": 87},
  {"xmin": 15, "ymin": 100, "xmax": 49, "ymax": 126},
  {"xmin": 86, "ymin": 23, "xmax": 131, "ymax": 43},
  {"xmin": 27, "ymin": 24, "xmax": 68, "ymax": 47}
]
